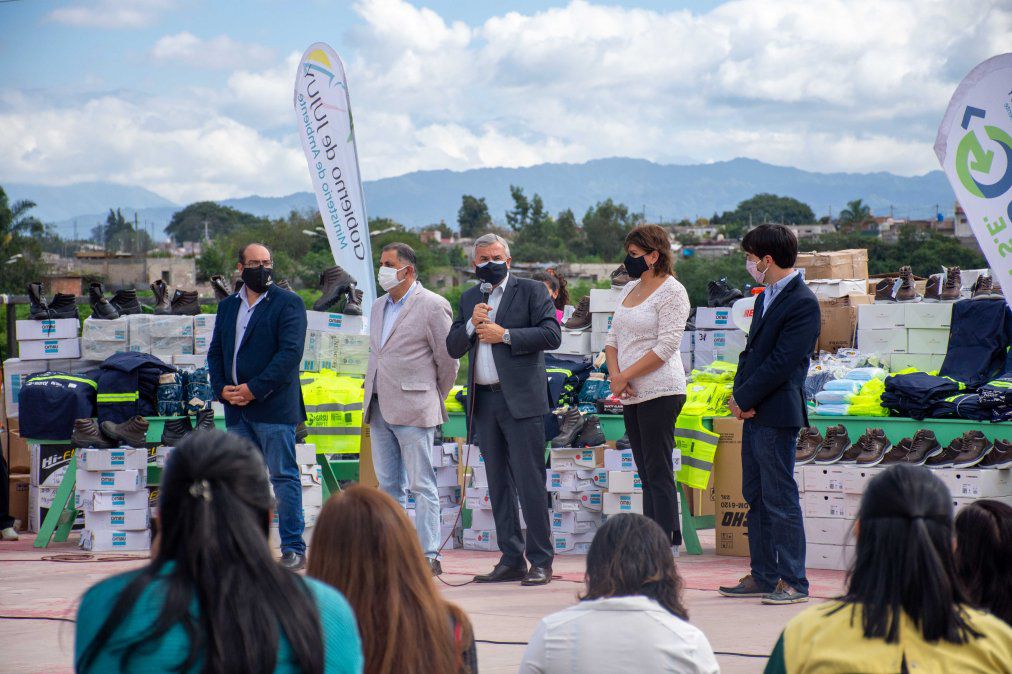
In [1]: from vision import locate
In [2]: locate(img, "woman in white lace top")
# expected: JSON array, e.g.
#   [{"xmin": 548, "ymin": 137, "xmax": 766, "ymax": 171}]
[{"xmin": 604, "ymin": 224, "xmax": 690, "ymax": 551}]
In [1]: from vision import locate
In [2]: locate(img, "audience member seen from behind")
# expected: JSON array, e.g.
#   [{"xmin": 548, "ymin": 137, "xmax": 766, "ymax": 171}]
[
  {"xmin": 519, "ymin": 514, "xmax": 718, "ymax": 673},
  {"xmin": 765, "ymin": 464, "xmax": 1012, "ymax": 673},
  {"xmin": 75, "ymin": 430, "xmax": 363, "ymax": 674},
  {"xmin": 955, "ymin": 499, "xmax": 1012, "ymax": 626},
  {"xmin": 531, "ymin": 269, "xmax": 569, "ymax": 322},
  {"xmin": 307, "ymin": 486, "xmax": 477, "ymax": 674}
]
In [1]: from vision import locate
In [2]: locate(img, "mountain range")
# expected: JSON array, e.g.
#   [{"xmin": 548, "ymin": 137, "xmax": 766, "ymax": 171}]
[{"xmin": 4, "ymin": 157, "xmax": 956, "ymax": 240}]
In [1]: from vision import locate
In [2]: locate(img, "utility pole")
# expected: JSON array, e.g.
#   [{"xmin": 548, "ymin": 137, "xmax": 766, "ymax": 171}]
[{"xmin": 203, "ymin": 219, "xmax": 210, "ymax": 242}]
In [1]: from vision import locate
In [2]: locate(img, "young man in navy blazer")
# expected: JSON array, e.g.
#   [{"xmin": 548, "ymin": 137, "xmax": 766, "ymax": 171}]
[
  {"xmin": 207, "ymin": 243, "xmax": 309, "ymax": 569},
  {"xmin": 719, "ymin": 225, "xmax": 820, "ymax": 605}
]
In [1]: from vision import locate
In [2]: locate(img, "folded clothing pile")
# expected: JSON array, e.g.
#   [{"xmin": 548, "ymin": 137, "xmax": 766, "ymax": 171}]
[{"xmin": 881, "ymin": 372, "xmax": 966, "ymax": 420}]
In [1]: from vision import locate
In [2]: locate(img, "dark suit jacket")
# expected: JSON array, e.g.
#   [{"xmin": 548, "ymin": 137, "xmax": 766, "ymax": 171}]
[
  {"xmin": 446, "ymin": 275, "xmax": 562, "ymax": 420},
  {"xmin": 733, "ymin": 274, "xmax": 820, "ymax": 428},
  {"xmin": 207, "ymin": 284, "xmax": 308, "ymax": 425}
]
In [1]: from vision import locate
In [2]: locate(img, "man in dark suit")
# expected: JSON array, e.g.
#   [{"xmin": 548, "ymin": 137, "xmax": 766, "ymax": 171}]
[
  {"xmin": 446, "ymin": 233, "xmax": 562, "ymax": 586},
  {"xmin": 718, "ymin": 224, "xmax": 820, "ymax": 605},
  {"xmin": 207, "ymin": 242, "xmax": 309, "ymax": 569}
]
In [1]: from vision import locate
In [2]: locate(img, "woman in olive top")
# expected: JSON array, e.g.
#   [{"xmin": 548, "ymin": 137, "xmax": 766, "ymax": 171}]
[
  {"xmin": 75, "ymin": 430, "xmax": 363, "ymax": 674},
  {"xmin": 765, "ymin": 464, "xmax": 1012, "ymax": 674}
]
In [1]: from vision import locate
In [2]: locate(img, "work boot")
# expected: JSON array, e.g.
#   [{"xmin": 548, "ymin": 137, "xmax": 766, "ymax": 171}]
[
  {"xmin": 941, "ymin": 267, "xmax": 962, "ymax": 302},
  {"xmin": 563, "ymin": 296, "xmax": 591, "ymax": 331},
  {"xmin": 341, "ymin": 286, "xmax": 363, "ymax": 315},
  {"xmin": 89, "ymin": 282, "xmax": 121, "ymax": 320},
  {"xmin": 48, "ymin": 293, "xmax": 80, "ymax": 319},
  {"xmin": 576, "ymin": 414, "xmax": 606, "ymax": 447},
  {"xmin": 616, "ymin": 433, "xmax": 631, "ymax": 450},
  {"xmin": 990, "ymin": 282, "xmax": 1005, "ymax": 301},
  {"xmin": 195, "ymin": 408, "xmax": 215, "ymax": 431},
  {"xmin": 951, "ymin": 430, "xmax": 993, "ymax": 468},
  {"xmin": 904, "ymin": 429, "xmax": 942, "ymax": 466},
  {"xmin": 796, "ymin": 427, "xmax": 823, "ymax": 466},
  {"xmin": 813, "ymin": 425, "xmax": 851, "ymax": 464},
  {"xmin": 313, "ymin": 266, "xmax": 357, "ymax": 312},
  {"xmin": 895, "ymin": 267, "xmax": 921, "ymax": 303},
  {"xmin": 708, "ymin": 278, "xmax": 744, "ymax": 308},
  {"xmin": 275, "ymin": 279, "xmax": 293, "ymax": 292},
  {"xmin": 151, "ymin": 280, "xmax": 172, "ymax": 314},
  {"xmin": 210, "ymin": 275, "xmax": 232, "ymax": 302},
  {"xmin": 551, "ymin": 407, "xmax": 586, "ymax": 448},
  {"xmin": 972, "ymin": 275, "xmax": 998, "ymax": 300},
  {"xmin": 296, "ymin": 422, "xmax": 309, "ymax": 442},
  {"xmin": 854, "ymin": 428, "xmax": 891, "ymax": 466},
  {"xmin": 170, "ymin": 289, "xmax": 200, "ymax": 315},
  {"xmin": 110, "ymin": 288, "xmax": 142, "ymax": 315},
  {"xmin": 71, "ymin": 418, "xmax": 115, "ymax": 449},
  {"xmin": 926, "ymin": 436, "xmax": 963, "ymax": 468},
  {"xmin": 979, "ymin": 439, "xmax": 1012, "ymax": 469},
  {"xmin": 874, "ymin": 278, "xmax": 897, "ymax": 303},
  {"xmin": 610, "ymin": 265, "xmax": 631, "ymax": 289},
  {"xmin": 923, "ymin": 274, "xmax": 944, "ymax": 303},
  {"xmin": 160, "ymin": 416, "xmax": 193, "ymax": 446},
  {"xmin": 879, "ymin": 437, "xmax": 912, "ymax": 466},
  {"xmin": 100, "ymin": 415, "xmax": 150, "ymax": 448},
  {"xmin": 27, "ymin": 282, "xmax": 54, "ymax": 320}
]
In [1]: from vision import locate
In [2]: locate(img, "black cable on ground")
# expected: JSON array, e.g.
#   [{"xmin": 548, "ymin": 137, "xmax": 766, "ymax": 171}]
[
  {"xmin": 472, "ymin": 639, "xmax": 768, "ymax": 659},
  {"xmin": 0, "ymin": 615, "xmax": 76, "ymax": 623}
]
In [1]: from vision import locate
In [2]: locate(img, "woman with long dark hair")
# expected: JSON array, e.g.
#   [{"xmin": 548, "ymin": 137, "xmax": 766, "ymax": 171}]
[
  {"xmin": 75, "ymin": 430, "xmax": 363, "ymax": 674},
  {"xmin": 307, "ymin": 486, "xmax": 477, "ymax": 674},
  {"xmin": 955, "ymin": 499, "xmax": 1012, "ymax": 626},
  {"xmin": 519, "ymin": 514, "xmax": 717, "ymax": 673},
  {"xmin": 765, "ymin": 464, "xmax": 1012, "ymax": 673},
  {"xmin": 531, "ymin": 269, "xmax": 568, "ymax": 322}
]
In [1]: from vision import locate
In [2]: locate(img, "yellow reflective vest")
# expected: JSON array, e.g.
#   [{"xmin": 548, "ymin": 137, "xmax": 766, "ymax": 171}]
[
  {"xmin": 301, "ymin": 369, "xmax": 364, "ymax": 454},
  {"xmin": 674, "ymin": 402, "xmax": 719, "ymax": 489}
]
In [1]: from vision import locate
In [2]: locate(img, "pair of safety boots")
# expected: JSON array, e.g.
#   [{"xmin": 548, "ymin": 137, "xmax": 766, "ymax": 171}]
[
  {"xmin": 209, "ymin": 276, "xmax": 295, "ymax": 302},
  {"xmin": 551, "ymin": 407, "xmax": 606, "ymax": 448},
  {"xmin": 89, "ymin": 283, "xmax": 143, "ymax": 320},
  {"xmin": 924, "ymin": 431, "xmax": 1011, "ymax": 468},
  {"xmin": 796, "ymin": 426, "xmax": 895, "ymax": 467},
  {"xmin": 874, "ymin": 266, "xmax": 925, "ymax": 303},
  {"xmin": 797, "ymin": 426, "xmax": 1012, "ymax": 469},
  {"xmin": 27, "ymin": 283, "xmax": 79, "ymax": 320},
  {"xmin": 160, "ymin": 410, "xmax": 216, "ymax": 446},
  {"xmin": 72, "ymin": 416, "xmax": 150, "ymax": 449},
  {"xmin": 312, "ymin": 266, "xmax": 362, "ymax": 315},
  {"xmin": 149, "ymin": 280, "xmax": 200, "ymax": 315}
]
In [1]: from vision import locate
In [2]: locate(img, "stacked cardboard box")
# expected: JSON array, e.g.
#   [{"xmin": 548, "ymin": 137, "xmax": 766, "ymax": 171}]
[
  {"xmin": 587, "ymin": 288, "xmax": 621, "ymax": 355},
  {"xmin": 463, "ymin": 445, "xmax": 499, "ymax": 551},
  {"xmin": 28, "ymin": 443, "xmax": 78, "ymax": 532},
  {"xmin": 857, "ymin": 304, "xmax": 951, "ymax": 370},
  {"xmin": 405, "ymin": 440, "xmax": 463, "ymax": 549},
  {"xmin": 302, "ymin": 311, "xmax": 370, "ymax": 374},
  {"xmin": 193, "ymin": 314, "xmax": 216, "ymax": 356},
  {"xmin": 796, "ymin": 249, "xmax": 869, "ymax": 281},
  {"xmin": 599, "ymin": 447, "xmax": 641, "ymax": 520},
  {"xmin": 81, "ymin": 316, "xmax": 130, "ymax": 360},
  {"xmin": 269, "ymin": 443, "xmax": 324, "ymax": 547},
  {"xmin": 694, "ymin": 308, "xmax": 746, "ymax": 369},
  {"xmin": 77, "ymin": 447, "xmax": 151, "ymax": 551},
  {"xmin": 548, "ymin": 447, "xmax": 605, "ymax": 554},
  {"xmin": 16, "ymin": 318, "xmax": 81, "ymax": 361}
]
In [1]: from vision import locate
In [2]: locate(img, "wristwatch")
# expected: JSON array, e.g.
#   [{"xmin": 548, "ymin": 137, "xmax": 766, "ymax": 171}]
[{"xmin": 502, "ymin": 329, "xmax": 512, "ymax": 345}]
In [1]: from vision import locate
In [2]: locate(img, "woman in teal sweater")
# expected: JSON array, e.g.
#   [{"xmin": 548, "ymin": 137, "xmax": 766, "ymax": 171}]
[{"xmin": 75, "ymin": 429, "xmax": 363, "ymax": 673}]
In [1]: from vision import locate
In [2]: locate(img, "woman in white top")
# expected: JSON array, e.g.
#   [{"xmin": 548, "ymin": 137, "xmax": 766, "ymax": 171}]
[
  {"xmin": 604, "ymin": 224, "xmax": 690, "ymax": 550},
  {"xmin": 519, "ymin": 513, "xmax": 719, "ymax": 674}
]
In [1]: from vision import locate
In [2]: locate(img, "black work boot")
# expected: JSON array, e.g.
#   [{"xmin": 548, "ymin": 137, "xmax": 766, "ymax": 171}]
[
  {"xmin": 100, "ymin": 415, "xmax": 150, "ymax": 447},
  {"xmin": 210, "ymin": 275, "xmax": 232, "ymax": 302},
  {"xmin": 170, "ymin": 289, "xmax": 200, "ymax": 315},
  {"xmin": 110, "ymin": 288, "xmax": 142, "ymax": 315},
  {"xmin": 89, "ymin": 282, "xmax": 121, "ymax": 320},
  {"xmin": 341, "ymin": 286, "xmax": 363, "ymax": 315},
  {"xmin": 551, "ymin": 407, "xmax": 587, "ymax": 448},
  {"xmin": 275, "ymin": 279, "xmax": 293, "ymax": 292},
  {"xmin": 27, "ymin": 282, "xmax": 54, "ymax": 320},
  {"xmin": 151, "ymin": 280, "xmax": 172, "ymax": 314},
  {"xmin": 313, "ymin": 266, "xmax": 356, "ymax": 311},
  {"xmin": 160, "ymin": 416, "xmax": 193, "ymax": 446},
  {"xmin": 71, "ymin": 418, "xmax": 115, "ymax": 449},
  {"xmin": 563, "ymin": 296, "xmax": 591, "ymax": 331},
  {"xmin": 195, "ymin": 408, "xmax": 215, "ymax": 430},
  {"xmin": 616, "ymin": 433, "xmax": 631, "ymax": 450},
  {"xmin": 48, "ymin": 293, "xmax": 80, "ymax": 319},
  {"xmin": 576, "ymin": 414, "xmax": 606, "ymax": 447},
  {"xmin": 708, "ymin": 278, "xmax": 744, "ymax": 308}
]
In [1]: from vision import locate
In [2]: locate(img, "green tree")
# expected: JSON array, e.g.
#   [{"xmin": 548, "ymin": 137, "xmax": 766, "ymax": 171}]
[
  {"xmin": 838, "ymin": 199, "xmax": 873, "ymax": 233},
  {"xmin": 0, "ymin": 185, "xmax": 47, "ymax": 292},
  {"xmin": 582, "ymin": 199, "xmax": 640, "ymax": 262},
  {"xmin": 166, "ymin": 201, "xmax": 267, "ymax": 243},
  {"xmin": 717, "ymin": 193, "xmax": 816, "ymax": 238},
  {"xmin": 673, "ymin": 253, "xmax": 752, "ymax": 309},
  {"xmin": 457, "ymin": 195, "xmax": 492, "ymax": 238},
  {"xmin": 92, "ymin": 208, "xmax": 151, "ymax": 253}
]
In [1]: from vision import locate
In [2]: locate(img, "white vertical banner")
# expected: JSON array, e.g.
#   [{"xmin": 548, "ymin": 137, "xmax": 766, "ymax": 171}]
[
  {"xmin": 294, "ymin": 42, "xmax": 376, "ymax": 311},
  {"xmin": 934, "ymin": 53, "xmax": 1012, "ymax": 304}
]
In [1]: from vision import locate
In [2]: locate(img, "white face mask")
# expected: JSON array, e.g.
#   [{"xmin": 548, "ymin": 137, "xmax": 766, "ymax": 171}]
[{"xmin": 377, "ymin": 265, "xmax": 407, "ymax": 292}]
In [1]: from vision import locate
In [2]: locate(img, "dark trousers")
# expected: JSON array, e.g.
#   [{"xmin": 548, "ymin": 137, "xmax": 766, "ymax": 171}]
[
  {"xmin": 0, "ymin": 447, "xmax": 14, "ymax": 530},
  {"xmin": 623, "ymin": 394, "xmax": 685, "ymax": 546},
  {"xmin": 741, "ymin": 420, "xmax": 808, "ymax": 593},
  {"xmin": 474, "ymin": 388, "xmax": 553, "ymax": 568}
]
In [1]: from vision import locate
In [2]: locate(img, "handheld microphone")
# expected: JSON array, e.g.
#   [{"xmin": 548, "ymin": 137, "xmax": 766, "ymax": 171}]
[{"xmin": 479, "ymin": 281, "xmax": 493, "ymax": 302}]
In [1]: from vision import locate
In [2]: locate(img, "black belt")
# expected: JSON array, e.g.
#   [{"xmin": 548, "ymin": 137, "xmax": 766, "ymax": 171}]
[{"xmin": 474, "ymin": 383, "xmax": 503, "ymax": 392}]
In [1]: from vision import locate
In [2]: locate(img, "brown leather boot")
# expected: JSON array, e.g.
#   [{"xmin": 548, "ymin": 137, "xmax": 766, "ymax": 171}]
[
  {"xmin": 151, "ymin": 280, "xmax": 172, "ymax": 314},
  {"xmin": 940, "ymin": 267, "xmax": 962, "ymax": 302},
  {"xmin": 563, "ymin": 296, "xmax": 591, "ymax": 331},
  {"xmin": 796, "ymin": 427, "xmax": 823, "ymax": 465},
  {"xmin": 71, "ymin": 418, "xmax": 115, "ymax": 449},
  {"xmin": 100, "ymin": 415, "xmax": 150, "ymax": 448},
  {"xmin": 895, "ymin": 267, "xmax": 920, "ymax": 303},
  {"xmin": 171, "ymin": 289, "xmax": 200, "ymax": 315}
]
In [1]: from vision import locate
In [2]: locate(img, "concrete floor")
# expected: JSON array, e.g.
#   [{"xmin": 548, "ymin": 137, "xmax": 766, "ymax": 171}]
[{"xmin": 0, "ymin": 531, "xmax": 845, "ymax": 673}]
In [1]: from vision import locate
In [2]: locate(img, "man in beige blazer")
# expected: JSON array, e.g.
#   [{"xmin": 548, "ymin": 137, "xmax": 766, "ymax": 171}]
[{"xmin": 364, "ymin": 242, "xmax": 458, "ymax": 574}]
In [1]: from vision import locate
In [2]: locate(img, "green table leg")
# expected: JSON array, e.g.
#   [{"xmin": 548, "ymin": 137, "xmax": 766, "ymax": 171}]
[
  {"xmin": 678, "ymin": 482, "xmax": 715, "ymax": 556},
  {"xmin": 34, "ymin": 457, "xmax": 78, "ymax": 548},
  {"xmin": 318, "ymin": 455, "xmax": 341, "ymax": 500}
]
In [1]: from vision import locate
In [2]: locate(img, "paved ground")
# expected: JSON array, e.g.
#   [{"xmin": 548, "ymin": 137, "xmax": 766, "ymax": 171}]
[{"xmin": 0, "ymin": 531, "xmax": 845, "ymax": 673}]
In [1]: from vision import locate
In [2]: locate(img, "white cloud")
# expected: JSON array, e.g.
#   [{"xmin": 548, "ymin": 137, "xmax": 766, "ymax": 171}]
[
  {"xmin": 151, "ymin": 33, "xmax": 276, "ymax": 70},
  {"xmin": 47, "ymin": 0, "xmax": 176, "ymax": 28}
]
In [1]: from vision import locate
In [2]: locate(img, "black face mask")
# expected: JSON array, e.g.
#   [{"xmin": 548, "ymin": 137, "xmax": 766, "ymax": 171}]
[
  {"xmin": 624, "ymin": 253, "xmax": 650, "ymax": 279},
  {"xmin": 475, "ymin": 260, "xmax": 508, "ymax": 286},
  {"xmin": 241, "ymin": 265, "xmax": 274, "ymax": 294}
]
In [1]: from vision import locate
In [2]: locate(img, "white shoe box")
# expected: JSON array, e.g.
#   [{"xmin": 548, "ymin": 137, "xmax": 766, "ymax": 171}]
[
  {"xmin": 193, "ymin": 314, "xmax": 217, "ymax": 332},
  {"xmin": 470, "ymin": 507, "xmax": 496, "ymax": 530},
  {"xmin": 193, "ymin": 334, "xmax": 211, "ymax": 355},
  {"xmin": 434, "ymin": 465, "xmax": 458, "ymax": 488},
  {"xmin": 19, "ymin": 338, "xmax": 80, "ymax": 360},
  {"xmin": 591, "ymin": 313, "xmax": 613, "ymax": 333},
  {"xmin": 463, "ymin": 445, "xmax": 484, "ymax": 467},
  {"xmin": 906, "ymin": 328, "xmax": 950, "ymax": 355},
  {"xmin": 680, "ymin": 352, "xmax": 693, "ymax": 374},
  {"xmin": 591, "ymin": 331, "xmax": 608, "ymax": 353},
  {"xmin": 465, "ymin": 487, "xmax": 491, "ymax": 510},
  {"xmin": 841, "ymin": 466, "xmax": 882, "ymax": 494},
  {"xmin": 888, "ymin": 353, "xmax": 945, "ymax": 372},
  {"xmin": 857, "ymin": 328, "xmax": 907, "ymax": 354},
  {"xmin": 550, "ymin": 330, "xmax": 592, "ymax": 356},
  {"xmin": 432, "ymin": 442, "xmax": 459, "ymax": 467},
  {"xmin": 589, "ymin": 288, "xmax": 622, "ymax": 313},
  {"xmin": 173, "ymin": 355, "xmax": 208, "ymax": 368},
  {"xmin": 77, "ymin": 469, "xmax": 145, "ymax": 492},
  {"xmin": 803, "ymin": 491, "xmax": 848, "ymax": 518},
  {"xmin": 937, "ymin": 469, "xmax": 1012, "ymax": 499},
  {"xmin": 904, "ymin": 303, "xmax": 952, "ymax": 329},
  {"xmin": 76, "ymin": 489, "xmax": 149, "ymax": 511},
  {"xmin": 462, "ymin": 528, "xmax": 498, "ymax": 551},
  {"xmin": 550, "ymin": 448, "xmax": 604, "ymax": 470},
  {"xmin": 794, "ymin": 467, "xmax": 805, "ymax": 492},
  {"xmin": 546, "ymin": 469, "xmax": 596, "ymax": 492},
  {"xmin": 295, "ymin": 443, "xmax": 317, "ymax": 465},
  {"xmin": 694, "ymin": 329, "xmax": 747, "ymax": 365},
  {"xmin": 80, "ymin": 529, "xmax": 151, "ymax": 552},
  {"xmin": 84, "ymin": 508, "xmax": 150, "ymax": 531},
  {"xmin": 695, "ymin": 307, "xmax": 733, "ymax": 330},
  {"xmin": 470, "ymin": 465, "xmax": 488, "ymax": 488},
  {"xmin": 803, "ymin": 516, "xmax": 855, "ymax": 546},
  {"xmin": 16, "ymin": 318, "xmax": 79, "ymax": 341},
  {"xmin": 551, "ymin": 509, "xmax": 602, "ymax": 534},
  {"xmin": 806, "ymin": 542, "xmax": 855, "ymax": 571},
  {"xmin": 606, "ymin": 470, "xmax": 642, "ymax": 494},
  {"xmin": 553, "ymin": 531, "xmax": 596, "ymax": 555},
  {"xmin": 858, "ymin": 303, "xmax": 906, "ymax": 329},
  {"xmin": 602, "ymin": 492, "xmax": 643, "ymax": 515},
  {"xmin": 149, "ymin": 315, "xmax": 194, "ymax": 338},
  {"xmin": 81, "ymin": 317, "xmax": 128, "ymax": 342},
  {"xmin": 803, "ymin": 466, "xmax": 847, "ymax": 492},
  {"xmin": 604, "ymin": 449, "xmax": 637, "ymax": 471},
  {"xmin": 552, "ymin": 490, "xmax": 603, "ymax": 512},
  {"xmin": 77, "ymin": 448, "xmax": 148, "ymax": 472},
  {"xmin": 305, "ymin": 311, "xmax": 368, "ymax": 335}
]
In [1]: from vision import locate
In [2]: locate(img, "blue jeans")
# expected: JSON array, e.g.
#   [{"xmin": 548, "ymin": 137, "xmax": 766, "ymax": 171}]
[
  {"xmin": 369, "ymin": 401, "xmax": 440, "ymax": 558},
  {"xmin": 741, "ymin": 420, "xmax": 808, "ymax": 593},
  {"xmin": 229, "ymin": 416, "xmax": 305, "ymax": 555}
]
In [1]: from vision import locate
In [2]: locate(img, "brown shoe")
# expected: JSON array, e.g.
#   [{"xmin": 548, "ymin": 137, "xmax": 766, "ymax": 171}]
[
  {"xmin": 840, "ymin": 427, "xmax": 873, "ymax": 464},
  {"xmin": 610, "ymin": 265, "xmax": 632, "ymax": 289},
  {"xmin": 796, "ymin": 427, "xmax": 823, "ymax": 465},
  {"xmin": 879, "ymin": 437, "xmax": 911, "ymax": 465},
  {"xmin": 874, "ymin": 278, "xmax": 897, "ymax": 303},
  {"xmin": 855, "ymin": 429, "xmax": 891, "ymax": 466},
  {"xmin": 100, "ymin": 415, "xmax": 150, "ymax": 448},
  {"xmin": 980, "ymin": 439, "xmax": 1012, "ymax": 469},
  {"xmin": 923, "ymin": 274, "xmax": 944, "ymax": 303},
  {"xmin": 951, "ymin": 431, "xmax": 993, "ymax": 467},
  {"xmin": 940, "ymin": 267, "xmax": 962, "ymax": 302},
  {"xmin": 926, "ymin": 436, "xmax": 963, "ymax": 468},
  {"xmin": 972, "ymin": 275, "xmax": 998, "ymax": 300},
  {"xmin": 718, "ymin": 574, "xmax": 769, "ymax": 598},
  {"xmin": 563, "ymin": 296, "xmax": 591, "ymax": 331},
  {"xmin": 904, "ymin": 429, "xmax": 942, "ymax": 466},
  {"xmin": 813, "ymin": 425, "xmax": 851, "ymax": 464},
  {"xmin": 895, "ymin": 266, "xmax": 921, "ymax": 303}
]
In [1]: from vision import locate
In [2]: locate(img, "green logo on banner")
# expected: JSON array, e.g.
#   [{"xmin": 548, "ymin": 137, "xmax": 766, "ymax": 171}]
[{"xmin": 956, "ymin": 124, "xmax": 1012, "ymax": 199}]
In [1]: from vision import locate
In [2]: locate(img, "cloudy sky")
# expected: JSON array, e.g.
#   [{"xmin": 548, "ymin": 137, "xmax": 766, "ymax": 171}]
[{"xmin": 0, "ymin": 0, "xmax": 1008, "ymax": 203}]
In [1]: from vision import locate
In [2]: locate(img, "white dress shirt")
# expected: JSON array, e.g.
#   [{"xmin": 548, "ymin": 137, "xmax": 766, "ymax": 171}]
[
  {"xmin": 232, "ymin": 286, "xmax": 267, "ymax": 385},
  {"xmin": 465, "ymin": 274, "xmax": 509, "ymax": 385},
  {"xmin": 762, "ymin": 269, "xmax": 799, "ymax": 314},
  {"xmin": 380, "ymin": 281, "xmax": 416, "ymax": 347}
]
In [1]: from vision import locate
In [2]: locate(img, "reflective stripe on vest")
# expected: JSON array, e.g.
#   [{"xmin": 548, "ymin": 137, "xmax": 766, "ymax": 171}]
[
  {"xmin": 30, "ymin": 374, "xmax": 98, "ymax": 389},
  {"xmin": 305, "ymin": 427, "xmax": 361, "ymax": 436},
  {"xmin": 305, "ymin": 402, "xmax": 364, "ymax": 413},
  {"xmin": 98, "ymin": 392, "xmax": 139, "ymax": 402},
  {"xmin": 674, "ymin": 414, "xmax": 718, "ymax": 490}
]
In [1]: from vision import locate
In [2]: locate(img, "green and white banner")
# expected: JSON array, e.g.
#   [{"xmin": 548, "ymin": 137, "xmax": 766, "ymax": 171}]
[
  {"xmin": 935, "ymin": 53, "xmax": 1012, "ymax": 303},
  {"xmin": 293, "ymin": 42, "xmax": 376, "ymax": 311}
]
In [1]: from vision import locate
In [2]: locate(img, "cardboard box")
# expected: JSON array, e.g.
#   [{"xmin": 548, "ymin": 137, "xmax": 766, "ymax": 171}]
[
  {"xmin": 469, "ymin": 465, "xmax": 488, "ymax": 488},
  {"xmin": 857, "ymin": 328, "xmax": 907, "ymax": 354},
  {"xmin": 149, "ymin": 315, "xmax": 194, "ymax": 338},
  {"xmin": 607, "ymin": 470, "xmax": 642, "ymax": 494},
  {"xmin": 906, "ymin": 328, "xmax": 950, "ymax": 355},
  {"xmin": 888, "ymin": 353, "xmax": 946, "ymax": 372},
  {"xmin": 818, "ymin": 294, "xmax": 873, "ymax": 353},
  {"xmin": 687, "ymin": 473, "xmax": 715, "ymax": 517},
  {"xmin": 591, "ymin": 313, "xmax": 613, "ymax": 333},
  {"xmin": 795, "ymin": 467, "xmax": 805, "ymax": 492},
  {"xmin": 803, "ymin": 466, "xmax": 847, "ymax": 492},
  {"xmin": 3, "ymin": 358, "xmax": 52, "ymax": 418},
  {"xmin": 602, "ymin": 492, "xmax": 643, "ymax": 515},
  {"xmin": 76, "ymin": 489, "xmax": 149, "ymax": 512},
  {"xmin": 551, "ymin": 509, "xmax": 602, "ymax": 534},
  {"xmin": 603, "ymin": 448, "xmax": 637, "ymax": 471},
  {"xmin": 18, "ymin": 338, "xmax": 81, "ymax": 361},
  {"xmin": 551, "ymin": 490, "xmax": 603, "ymax": 512},
  {"xmin": 546, "ymin": 469, "xmax": 596, "ymax": 492},
  {"xmin": 695, "ymin": 307, "xmax": 733, "ymax": 330},
  {"xmin": 76, "ymin": 468, "xmax": 146, "ymax": 492},
  {"xmin": 432, "ymin": 442, "xmax": 458, "ymax": 468},
  {"xmin": 591, "ymin": 331, "xmax": 608, "ymax": 353},
  {"xmin": 904, "ymin": 303, "xmax": 953, "ymax": 329},
  {"xmin": 462, "ymin": 444, "xmax": 484, "ymax": 467},
  {"xmin": 78, "ymin": 448, "xmax": 148, "ymax": 472},
  {"xmin": 464, "ymin": 487, "xmax": 491, "ymax": 510},
  {"xmin": 694, "ymin": 329, "xmax": 746, "ymax": 365},
  {"xmin": 30, "ymin": 444, "xmax": 76, "ymax": 487},
  {"xmin": 295, "ymin": 443, "xmax": 317, "ymax": 465},
  {"xmin": 305, "ymin": 311, "xmax": 368, "ymax": 335},
  {"xmin": 80, "ymin": 529, "xmax": 151, "ymax": 552},
  {"xmin": 589, "ymin": 288, "xmax": 622, "ymax": 313},
  {"xmin": 84, "ymin": 508, "xmax": 150, "ymax": 531},
  {"xmin": 841, "ymin": 466, "xmax": 883, "ymax": 494},
  {"xmin": 803, "ymin": 516, "xmax": 855, "ymax": 546},
  {"xmin": 82, "ymin": 340, "xmax": 128, "ymax": 361},
  {"xmin": 16, "ymin": 318, "xmax": 79, "ymax": 341},
  {"xmin": 81, "ymin": 317, "xmax": 128, "ymax": 342},
  {"xmin": 193, "ymin": 314, "xmax": 217, "ymax": 332},
  {"xmin": 796, "ymin": 249, "xmax": 869, "ymax": 280},
  {"xmin": 680, "ymin": 332, "xmax": 693, "ymax": 353},
  {"xmin": 553, "ymin": 531, "xmax": 596, "ymax": 555},
  {"xmin": 938, "ymin": 469, "xmax": 1012, "ymax": 499},
  {"xmin": 172, "ymin": 355, "xmax": 208, "ymax": 368},
  {"xmin": 806, "ymin": 542, "xmax": 856, "ymax": 571},
  {"xmin": 858, "ymin": 303, "xmax": 906, "ymax": 330},
  {"xmin": 806, "ymin": 280, "xmax": 868, "ymax": 300},
  {"xmin": 469, "ymin": 508, "xmax": 496, "ymax": 531},
  {"xmin": 8, "ymin": 473, "xmax": 29, "ymax": 531},
  {"xmin": 713, "ymin": 416, "xmax": 749, "ymax": 557},
  {"xmin": 29, "ymin": 484, "xmax": 83, "ymax": 532},
  {"xmin": 550, "ymin": 447, "xmax": 604, "ymax": 470},
  {"xmin": 193, "ymin": 334, "xmax": 211, "ymax": 355},
  {"xmin": 6, "ymin": 430, "xmax": 31, "ymax": 473},
  {"xmin": 804, "ymin": 491, "xmax": 849, "ymax": 518},
  {"xmin": 462, "ymin": 528, "xmax": 498, "ymax": 551},
  {"xmin": 302, "ymin": 484, "xmax": 323, "ymax": 508},
  {"xmin": 550, "ymin": 330, "xmax": 592, "ymax": 356},
  {"xmin": 680, "ymin": 352, "xmax": 693, "ymax": 374},
  {"xmin": 434, "ymin": 465, "xmax": 458, "ymax": 488}
]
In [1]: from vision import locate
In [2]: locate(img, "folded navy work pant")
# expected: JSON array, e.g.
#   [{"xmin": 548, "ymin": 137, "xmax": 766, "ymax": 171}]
[{"xmin": 940, "ymin": 300, "xmax": 1012, "ymax": 389}]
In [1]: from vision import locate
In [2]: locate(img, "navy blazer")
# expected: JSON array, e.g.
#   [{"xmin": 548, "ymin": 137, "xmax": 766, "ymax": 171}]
[
  {"xmin": 733, "ymin": 274, "xmax": 820, "ymax": 428},
  {"xmin": 446, "ymin": 275, "xmax": 562, "ymax": 420},
  {"xmin": 207, "ymin": 284, "xmax": 308, "ymax": 425}
]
